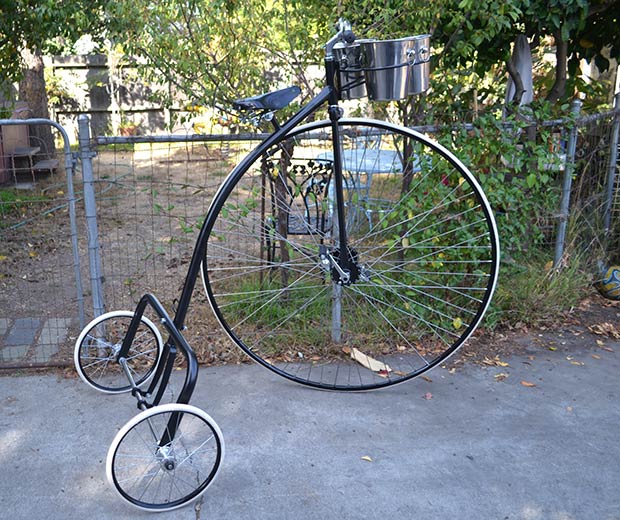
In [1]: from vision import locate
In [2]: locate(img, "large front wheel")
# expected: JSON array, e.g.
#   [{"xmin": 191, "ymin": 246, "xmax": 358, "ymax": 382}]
[{"xmin": 202, "ymin": 118, "xmax": 500, "ymax": 390}]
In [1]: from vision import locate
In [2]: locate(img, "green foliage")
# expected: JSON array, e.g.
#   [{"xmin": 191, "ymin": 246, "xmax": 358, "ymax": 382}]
[
  {"xmin": 0, "ymin": 0, "xmax": 109, "ymax": 85},
  {"xmin": 435, "ymin": 104, "xmax": 564, "ymax": 254},
  {"xmin": 105, "ymin": 0, "xmax": 331, "ymax": 113},
  {"xmin": 433, "ymin": 0, "xmax": 524, "ymax": 72},
  {"xmin": 0, "ymin": 188, "xmax": 50, "ymax": 227},
  {"xmin": 488, "ymin": 253, "xmax": 589, "ymax": 328},
  {"xmin": 44, "ymin": 67, "xmax": 79, "ymax": 110},
  {"xmin": 339, "ymin": 0, "xmax": 619, "ymax": 107},
  {"xmin": 335, "ymin": 0, "xmax": 441, "ymax": 39}
]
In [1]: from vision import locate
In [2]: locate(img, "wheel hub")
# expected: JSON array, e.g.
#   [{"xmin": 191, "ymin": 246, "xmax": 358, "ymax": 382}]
[
  {"xmin": 319, "ymin": 245, "xmax": 360, "ymax": 285},
  {"xmin": 156, "ymin": 446, "xmax": 177, "ymax": 472}
]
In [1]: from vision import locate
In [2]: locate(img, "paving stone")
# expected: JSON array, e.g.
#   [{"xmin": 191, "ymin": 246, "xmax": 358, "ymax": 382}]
[
  {"xmin": 0, "ymin": 318, "xmax": 9, "ymax": 336},
  {"xmin": 0, "ymin": 344, "xmax": 30, "ymax": 362},
  {"xmin": 0, "ymin": 318, "xmax": 40, "ymax": 362},
  {"xmin": 4, "ymin": 318, "xmax": 40, "ymax": 346},
  {"xmin": 33, "ymin": 317, "xmax": 72, "ymax": 363}
]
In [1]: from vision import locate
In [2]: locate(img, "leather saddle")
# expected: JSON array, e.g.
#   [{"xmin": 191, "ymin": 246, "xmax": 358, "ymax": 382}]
[{"xmin": 233, "ymin": 86, "xmax": 301, "ymax": 111}]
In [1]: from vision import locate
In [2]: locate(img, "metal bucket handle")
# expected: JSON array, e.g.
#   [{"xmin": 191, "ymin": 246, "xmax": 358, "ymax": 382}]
[
  {"xmin": 406, "ymin": 46, "xmax": 430, "ymax": 66},
  {"xmin": 339, "ymin": 54, "xmax": 363, "ymax": 72},
  {"xmin": 363, "ymin": 46, "xmax": 431, "ymax": 72},
  {"xmin": 363, "ymin": 60, "xmax": 411, "ymax": 73}
]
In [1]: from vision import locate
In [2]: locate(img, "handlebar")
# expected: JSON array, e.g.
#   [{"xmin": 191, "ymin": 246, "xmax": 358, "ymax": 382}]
[
  {"xmin": 324, "ymin": 19, "xmax": 356, "ymax": 57},
  {"xmin": 342, "ymin": 30, "xmax": 356, "ymax": 44}
]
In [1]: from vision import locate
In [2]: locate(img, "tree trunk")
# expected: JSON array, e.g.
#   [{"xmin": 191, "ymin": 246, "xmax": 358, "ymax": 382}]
[
  {"xmin": 18, "ymin": 46, "xmax": 55, "ymax": 155},
  {"xmin": 546, "ymin": 31, "xmax": 568, "ymax": 103}
]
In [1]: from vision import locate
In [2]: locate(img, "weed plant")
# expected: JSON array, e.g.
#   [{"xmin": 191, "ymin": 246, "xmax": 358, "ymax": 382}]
[{"xmin": 432, "ymin": 103, "xmax": 597, "ymax": 329}]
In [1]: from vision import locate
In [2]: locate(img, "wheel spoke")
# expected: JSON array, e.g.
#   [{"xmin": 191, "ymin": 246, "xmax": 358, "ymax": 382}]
[
  {"xmin": 75, "ymin": 312, "xmax": 162, "ymax": 393},
  {"xmin": 204, "ymin": 119, "xmax": 499, "ymax": 389},
  {"xmin": 108, "ymin": 405, "xmax": 223, "ymax": 511}
]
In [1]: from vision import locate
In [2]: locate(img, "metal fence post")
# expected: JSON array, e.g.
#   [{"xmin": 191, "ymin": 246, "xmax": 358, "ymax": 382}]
[
  {"xmin": 603, "ymin": 93, "xmax": 620, "ymax": 235},
  {"xmin": 60, "ymin": 125, "xmax": 86, "ymax": 328},
  {"xmin": 554, "ymin": 99, "xmax": 582, "ymax": 267},
  {"xmin": 78, "ymin": 114, "xmax": 106, "ymax": 318}
]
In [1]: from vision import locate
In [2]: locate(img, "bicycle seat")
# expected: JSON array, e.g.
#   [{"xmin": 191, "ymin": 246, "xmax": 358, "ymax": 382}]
[{"xmin": 233, "ymin": 86, "xmax": 301, "ymax": 111}]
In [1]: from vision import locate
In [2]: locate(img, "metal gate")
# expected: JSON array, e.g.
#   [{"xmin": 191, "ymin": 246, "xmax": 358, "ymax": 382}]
[{"xmin": 0, "ymin": 118, "xmax": 84, "ymax": 368}]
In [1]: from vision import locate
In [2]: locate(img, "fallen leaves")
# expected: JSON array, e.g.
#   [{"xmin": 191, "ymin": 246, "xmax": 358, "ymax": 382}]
[
  {"xmin": 482, "ymin": 355, "xmax": 510, "ymax": 367},
  {"xmin": 520, "ymin": 380, "xmax": 537, "ymax": 388},
  {"xmin": 361, "ymin": 455, "xmax": 373, "ymax": 462},
  {"xmin": 589, "ymin": 322, "xmax": 620, "ymax": 339},
  {"xmin": 494, "ymin": 372, "xmax": 509, "ymax": 382},
  {"xmin": 595, "ymin": 339, "xmax": 614, "ymax": 352},
  {"xmin": 566, "ymin": 356, "xmax": 584, "ymax": 366}
]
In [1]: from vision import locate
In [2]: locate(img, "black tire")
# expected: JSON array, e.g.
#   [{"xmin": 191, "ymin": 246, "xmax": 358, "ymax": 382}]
[
  {"xmin": 202, "ymin": 118, "xmax": 499, "ymax": 390},
  {"xmin": 107, "ymin": 403, "xmax": 224, "ymax": 512},
  {"xmin": 74, "ymin": 311, "xmax": 162, "ymax": 393}
]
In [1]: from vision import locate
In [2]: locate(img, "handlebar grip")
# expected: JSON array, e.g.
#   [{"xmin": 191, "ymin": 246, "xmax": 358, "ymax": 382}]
[{"xmin": 342, "ymin": 30, "xmax": 356, "ymax": 44}]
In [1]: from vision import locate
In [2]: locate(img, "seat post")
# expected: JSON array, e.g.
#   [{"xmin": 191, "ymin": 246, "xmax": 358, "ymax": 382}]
[{"xmin": 269, "ymin": 115, "xmax": 281, "ymax": 131}]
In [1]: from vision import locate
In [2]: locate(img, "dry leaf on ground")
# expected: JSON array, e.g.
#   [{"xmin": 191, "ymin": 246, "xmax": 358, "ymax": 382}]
[
  {"xmin": 588, "ymin": 322, "xmax": 620, "ymax": 339},
  {"xmin": 350, "ymin": 347, "xmax": 392, "ymax": 373},
  {"xmin": 482, "ymin": 355, "xmax": 510, "ymax": 367}
]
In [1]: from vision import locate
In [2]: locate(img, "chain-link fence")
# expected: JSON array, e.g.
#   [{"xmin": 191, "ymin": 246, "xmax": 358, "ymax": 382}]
[
  {"xmin": 0, "ymin": 119, "xmax": 85, "ymax": 367},
  {"xmin": 569, "ymin": 108, "xmax": 620, "ymax": 263},
  {"xmin": 1, "ymin": 105, "xmax": 619, "ymax": 368},
  {"xmin": 80, "ymin": 127, "xmax": 263, "ymax": 366}
]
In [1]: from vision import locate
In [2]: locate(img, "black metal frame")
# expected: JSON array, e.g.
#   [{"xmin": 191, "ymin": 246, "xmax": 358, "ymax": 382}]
[
  {"xmin": 118, "ymin": 293, "xmax": 198, "ymax": 409},
  {"xmin": 115, "ymin": 293, "xmax": 199, "ymax": 446},
  {"xmin": 111, "ymin": 24, "xmax": 355, "ymax": 444}
]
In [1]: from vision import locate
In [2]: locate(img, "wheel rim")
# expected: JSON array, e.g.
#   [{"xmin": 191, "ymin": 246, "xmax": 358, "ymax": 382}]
[
  {"xmin": 203, "ymin": 119, "xmax": 499, "ymax": 390},
  {"xmin": 75, "ymin": 311, "xmax": 162, "ymax": 393},
  {"xmin": 108, "ymin": 404, "xmax": 223, "ymax": 511}
]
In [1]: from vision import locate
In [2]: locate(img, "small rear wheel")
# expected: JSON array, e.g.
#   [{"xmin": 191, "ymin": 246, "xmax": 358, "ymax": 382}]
[
  {"xmin": 74, "ymin": 311, "xmax": 163, "ymax": 393},
  {"xmin": 107, "ymin": 403, "xmax": 224, "ymax": 512}
]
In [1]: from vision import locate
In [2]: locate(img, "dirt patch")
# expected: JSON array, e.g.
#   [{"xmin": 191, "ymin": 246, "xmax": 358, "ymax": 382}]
[
  {"xmin": 449, "ymin": 293, "xmax": 620, "ymax": 371},
  {"xmin": 3, "ymin": 142, "xmax": 619, "ymax": 374}
]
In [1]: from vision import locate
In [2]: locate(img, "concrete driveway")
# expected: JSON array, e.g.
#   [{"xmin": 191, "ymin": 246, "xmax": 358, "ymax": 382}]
[{"xmin": 1, "ymin": 331, "xmax": 619, "ymax": 519}]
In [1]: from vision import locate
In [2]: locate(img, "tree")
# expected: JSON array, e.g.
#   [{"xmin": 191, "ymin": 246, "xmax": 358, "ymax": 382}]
[
  {"xmin": 442, "ymin": 0, "xmax": 620, "ymax": 103},
  {"xmin": 337, "ymin": 0, "xmax": 620, "ymax": 111},
  {"xmin": 1, "ymin": 1, "xmax": 108, "ymax": 150},
  {"xmin": 106, "ymin": 0, "xmax": 331, "ymax": 123}
]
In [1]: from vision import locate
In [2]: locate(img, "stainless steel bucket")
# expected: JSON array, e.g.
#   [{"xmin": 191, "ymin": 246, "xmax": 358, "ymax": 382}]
[
  {"xmin": 407, "ymin": 35, "xmax": 431, "ymax": 95},
  {"xmin": 360, "ymin": 36, "xmax": 431, "ymax": 101},
  {"xmin": 333, "ymin": 42, "xmax": 367, "ymax": 100}
]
